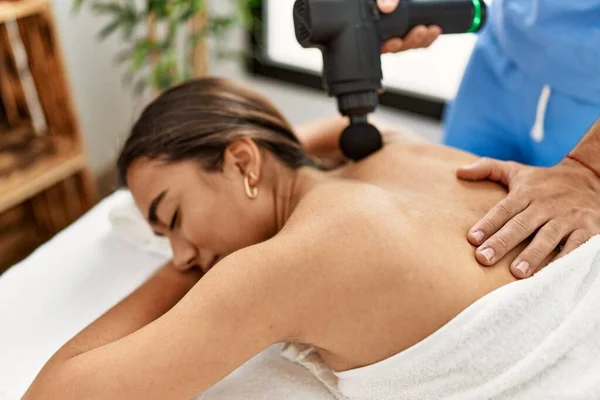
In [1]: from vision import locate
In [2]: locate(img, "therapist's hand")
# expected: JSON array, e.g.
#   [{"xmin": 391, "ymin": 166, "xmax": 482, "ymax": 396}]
[
  {"xmin": 377, "ymin": 0, "xmax": 441, "ymax": 53},
  {"xmin": 457, "ymin": 157, "xmax": 600, "ymax": 279}
]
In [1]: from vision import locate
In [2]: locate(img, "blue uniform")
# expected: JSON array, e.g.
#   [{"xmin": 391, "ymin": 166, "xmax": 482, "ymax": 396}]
[{"xmin": 443, "ymin": 0, "xmax": 600, "ymax": 166}]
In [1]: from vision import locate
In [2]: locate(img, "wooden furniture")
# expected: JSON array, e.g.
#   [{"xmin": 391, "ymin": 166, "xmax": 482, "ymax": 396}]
[{"xmin": 0, "ymin": 0, "xmax": 96, "ymax": 272}]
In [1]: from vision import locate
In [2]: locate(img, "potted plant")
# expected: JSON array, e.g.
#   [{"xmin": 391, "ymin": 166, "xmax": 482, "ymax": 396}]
[{"xmin": 73, "ymin": 0, "xmax": 260, "ymax": 94}]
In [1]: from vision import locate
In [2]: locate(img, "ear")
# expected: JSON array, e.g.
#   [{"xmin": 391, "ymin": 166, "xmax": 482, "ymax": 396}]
[{"xmin": 224, "ymin": 138, "xmax": 263, "ymax": 180}]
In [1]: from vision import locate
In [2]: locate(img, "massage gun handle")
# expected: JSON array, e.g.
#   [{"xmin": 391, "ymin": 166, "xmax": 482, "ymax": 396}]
[{"xmin": 378, "ymin": 0, "xmax": 486, "ymax": 41}]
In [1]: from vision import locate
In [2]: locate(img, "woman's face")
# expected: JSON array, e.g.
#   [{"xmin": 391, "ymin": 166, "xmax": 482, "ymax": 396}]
[{"xmin": 127, "ymin": 142, "xmax": 276, "ymax": 273}]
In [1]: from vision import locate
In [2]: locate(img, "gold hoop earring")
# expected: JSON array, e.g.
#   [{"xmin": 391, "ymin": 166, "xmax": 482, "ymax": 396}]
[{"xmin": 244, "ymin": 173, "xmax": 258, "ymax": 200}]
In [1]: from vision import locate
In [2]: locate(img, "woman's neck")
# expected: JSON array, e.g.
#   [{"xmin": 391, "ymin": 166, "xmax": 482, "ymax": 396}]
[{"xmin": 271, "ymin": 165, "xmax": 331, "ymax": 232}]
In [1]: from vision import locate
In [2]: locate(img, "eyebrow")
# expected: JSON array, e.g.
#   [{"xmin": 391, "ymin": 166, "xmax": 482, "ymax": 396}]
[{"xmin": 148, "ymin": 190, "xmax": 167, "ymax": 225}]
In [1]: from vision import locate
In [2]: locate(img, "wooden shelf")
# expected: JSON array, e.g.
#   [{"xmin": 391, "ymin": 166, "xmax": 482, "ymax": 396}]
[
  {"xmin": 0, "ymin": 0, "xmax": 49, "ymax": 24},
  {"xmin": 0, "ymin": 0, "xmax": 96, "ymax": 270},
  {"xmin": 0, "ymin": 135, "xmax": 88, "ymax": 213}
]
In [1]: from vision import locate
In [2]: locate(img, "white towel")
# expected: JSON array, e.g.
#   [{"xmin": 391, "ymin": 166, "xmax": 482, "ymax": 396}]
[
  {"xmin": 285, "ymin": 235, "xmax": 600, "ymax": 400},
  {"xmin": 108, "ymin": 191, "xmax": 173, "ymax": 259},
  {"xmin": 281, "ymin": 343, "xmax": 346, "ymax": 400}
]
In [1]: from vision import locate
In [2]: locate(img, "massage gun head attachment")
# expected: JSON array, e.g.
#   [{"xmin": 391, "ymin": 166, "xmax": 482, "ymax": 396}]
[
  {"xmin": 294, "ymin": 0, "xmax": 487, "ymax": 161},
  {"xmin": 337, "ymin": 92, "xmax": 383, "ymax": 161},
  {"xmin": 340, "ymin": 116, "xmax": 383, "ymax": 162}
]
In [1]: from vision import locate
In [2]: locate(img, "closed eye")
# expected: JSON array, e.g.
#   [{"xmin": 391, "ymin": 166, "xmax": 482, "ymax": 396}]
[{"xmin": 170, "ymin": 209, "xmax": 179, "ymax": 231}]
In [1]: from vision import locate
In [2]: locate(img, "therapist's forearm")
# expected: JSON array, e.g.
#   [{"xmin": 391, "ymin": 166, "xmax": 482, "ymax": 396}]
[{"xmin": 569, "ymin": 118, "xmax": 600, "ymax": 176}]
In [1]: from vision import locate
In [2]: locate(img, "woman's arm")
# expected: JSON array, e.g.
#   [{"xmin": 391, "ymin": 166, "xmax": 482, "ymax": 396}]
[
  {"xmin": 23, "ymin": 262, "xmax": 202, "ymax": 397},
  {"xmin": 294, "ymin": 116, "xmax": 349, "ymax": 168},
  {"xmin": 23, "ymin": 240, "xmax": 305, "ymax": 400}
]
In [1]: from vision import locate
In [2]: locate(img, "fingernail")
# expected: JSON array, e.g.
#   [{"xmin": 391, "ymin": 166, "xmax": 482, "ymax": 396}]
[
  {"xmin": 472, "ymin": 230, "xmax": 485, "ymax": 244},
  {"xmin": 480, "ymin": 247, "xmax": 495, "ymax": 262},
  {"xmin": 379, "ymin": 0, "xmax": 396, "ymax": 8},
  {"xmin": 514, "ymin": 261, "xmax": 531, "ymax": 276}
]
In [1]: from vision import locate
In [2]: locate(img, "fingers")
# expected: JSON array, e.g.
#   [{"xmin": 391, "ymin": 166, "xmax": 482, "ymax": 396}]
[
  {"xmin": 403, "ymin": 25, "xmax": 430, "ymax": 49},
  {"xmin": 468, "ymin": 193, "xmax": 530, "ymax": 248},
  {"xmin": 381, "ymin": 38, "xmax": 406, "ymax": 53},
  {"xmin": 382, "ymin": 26, "xmax": 441, "ymax": 53},
  {"xmin": 424, "ymin": 26, "xmax": 442, "ymax": 47},
  {"xmin": 474, "ymin": 207, "xmax": 546, "ymax": 267},
  {"xmin": 457, "ymin": 158, "xmax": 516, "ymax": 186},
  {"xmin": 554, "ymin": 229, "xmax": 592, "ymax": 261},
  {"xmin": 509, "ymin": 220, "xmax": 567, "ymax": 279},
  {"xmin": 377, "ymin": 0, "xmax": 400, "ymax": 14}
]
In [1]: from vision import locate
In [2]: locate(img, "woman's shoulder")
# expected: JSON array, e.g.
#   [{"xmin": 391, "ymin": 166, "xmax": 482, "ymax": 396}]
[{"xmin": 283, "ymin": 181, "xmax": 393, "ymax": 238}]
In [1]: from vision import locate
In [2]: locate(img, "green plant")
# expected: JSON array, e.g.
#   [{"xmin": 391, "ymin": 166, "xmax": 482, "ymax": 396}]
[{"xmin": 73, "ymin": 0, "xmax": 261, "ymax": 94}]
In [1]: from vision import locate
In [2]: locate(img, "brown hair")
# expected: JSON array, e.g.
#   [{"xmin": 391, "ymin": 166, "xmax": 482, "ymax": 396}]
[{"xmin": 117, "ymin": 77, "xmax": 314, "ymax": 186}]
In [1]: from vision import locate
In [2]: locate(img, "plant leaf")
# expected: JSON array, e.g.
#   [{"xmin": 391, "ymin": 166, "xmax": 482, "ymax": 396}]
[
  {"xmin": 134, "ymin": 76, "xmax": 148, "ymax": 96},
  {"xmin": 150, "ymin": 53, "xmax": 181, "ymax": 91},
  {"xmin": 208, "ymin": 16, "xmax": 237, "ymax": 36},
  {"xmin": 72, "ymin": 0, "xmax": 86, "ymax": 14},
  {"xmin": 132, "ymin": 39, "xmax": 153, "ymax": 71},
  {"xmin": 114, "ymin": 47, "xmax": 132, "ymax": 64},
  {"xmin": 98, "ymin": 19, "xmax": 120, "ymax": 39},
  {"xmin": 120, "ymin": 2, "xmax": 139, "ymax": 40},
  {"xmin": 90, "ymin": 1, "xmax": 123, "ymax": 15},
  {"xmin": 162, "ymin": 19, "xmax": 178, "ymax": 51},
  {"xmin": 73, "ymin": 0, "xmax": 253, "ymax": 95},
  {"xmin": 188, "ymin": 31, "xmax": 206, "ymax": 47}
]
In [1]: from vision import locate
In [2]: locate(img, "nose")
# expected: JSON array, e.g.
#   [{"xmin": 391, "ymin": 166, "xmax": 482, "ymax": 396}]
[{"xmin": 169, "ymin": 235, "xmax": 198, "ymax": 271}]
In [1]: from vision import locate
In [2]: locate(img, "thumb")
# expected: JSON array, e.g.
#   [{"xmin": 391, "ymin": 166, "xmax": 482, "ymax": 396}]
[
  {"xmin": 377, "ymin": 0, "xmax": 400, "ymax": 14},
  {"xmin": 457, "ymin": 158, "xmax": 513, "ymax": 186}
]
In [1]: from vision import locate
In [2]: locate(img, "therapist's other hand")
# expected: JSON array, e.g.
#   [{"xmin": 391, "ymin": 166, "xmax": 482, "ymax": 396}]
[
  {"xmin": 377, "ymin": 0, "xmax": 441, "ymax": 53},
  {"xmin": 457, "ymin": 157, "xmax": 600, "ymax": 279}
]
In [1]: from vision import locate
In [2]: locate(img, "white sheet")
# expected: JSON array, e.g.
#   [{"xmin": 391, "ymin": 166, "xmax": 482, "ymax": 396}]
[{"xmin": 0, "ymin": 190, "xmax": 335, "ymax": 400}]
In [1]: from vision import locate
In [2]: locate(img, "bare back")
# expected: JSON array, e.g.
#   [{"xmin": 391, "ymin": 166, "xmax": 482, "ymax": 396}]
[{"xmin": 290, "ymin": 143, "xmax": 551, "ymax": 372}]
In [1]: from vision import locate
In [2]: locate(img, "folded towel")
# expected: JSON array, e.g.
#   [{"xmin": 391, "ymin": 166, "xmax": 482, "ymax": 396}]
[
  {"xmin": 108, "ymin": 190, "xmax": 172, "ymax": 260},
  {"xmin": 281, "ymin": 343, "xmax": 346, "ymax": 400},
  {"xmin": 285, "ymin": 235, "xmax": 600, "ymax": 400}
]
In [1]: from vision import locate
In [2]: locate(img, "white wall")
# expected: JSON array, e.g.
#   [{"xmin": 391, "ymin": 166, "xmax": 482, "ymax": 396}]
[{"xmin": 50, "ymin": 0, "xmax": 147, "ymax": 175}]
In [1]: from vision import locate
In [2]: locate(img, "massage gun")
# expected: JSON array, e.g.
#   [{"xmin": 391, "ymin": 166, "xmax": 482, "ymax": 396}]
[{"xmin": 293, "ymin": 0, "xmax": 487, "ymax": 161}]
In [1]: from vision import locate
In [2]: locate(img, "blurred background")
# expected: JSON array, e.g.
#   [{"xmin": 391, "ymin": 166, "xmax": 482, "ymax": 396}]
[{"xmin": 0, "ymin": 0, "xmax": 476, "ymax": 272}]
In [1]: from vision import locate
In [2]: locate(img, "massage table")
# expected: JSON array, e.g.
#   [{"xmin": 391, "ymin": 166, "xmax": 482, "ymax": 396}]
[{"xmin": 0, "ymin": 190, "xmax": 336, "ymax": 399}]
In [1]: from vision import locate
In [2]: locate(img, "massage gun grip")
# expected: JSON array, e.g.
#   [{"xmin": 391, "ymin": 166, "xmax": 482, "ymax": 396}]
[{"xmin": 378, "ymin": 0, "xmax": 485, "ymax": 41}]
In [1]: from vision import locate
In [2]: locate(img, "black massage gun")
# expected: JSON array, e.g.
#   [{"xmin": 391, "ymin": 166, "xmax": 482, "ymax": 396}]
[{"xmin": 293, "ymin": 0, "xmax": 487, "ymax": 161}]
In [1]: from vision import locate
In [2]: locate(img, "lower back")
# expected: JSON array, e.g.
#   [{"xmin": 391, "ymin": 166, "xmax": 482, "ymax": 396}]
[{"xmin": 319, "ymin": 143, "xmax": 523, "ymax": 371}]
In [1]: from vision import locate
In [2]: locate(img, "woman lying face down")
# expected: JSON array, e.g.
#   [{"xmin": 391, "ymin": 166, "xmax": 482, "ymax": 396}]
[
  {"xmin": 119, "ymin": 78, "xmax": 321, "ymax": 274},
  {"xmin": 24, "ymin": 78, "xmax": 560, "ymax": 399}
]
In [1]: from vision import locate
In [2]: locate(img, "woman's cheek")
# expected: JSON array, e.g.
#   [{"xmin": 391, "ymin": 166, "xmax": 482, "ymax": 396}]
[{"xmin": 179, "ymin": 219, "xmax": 203, "ymax": 246}]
